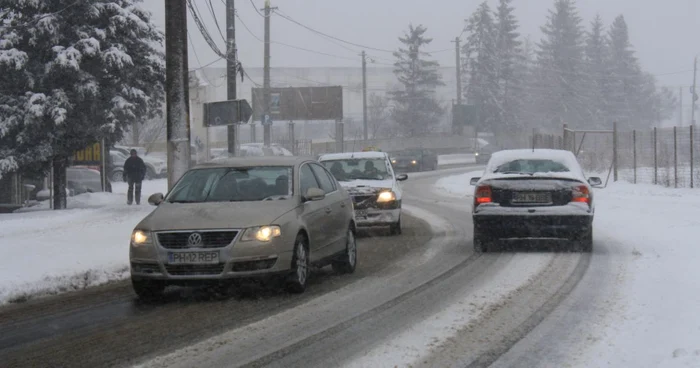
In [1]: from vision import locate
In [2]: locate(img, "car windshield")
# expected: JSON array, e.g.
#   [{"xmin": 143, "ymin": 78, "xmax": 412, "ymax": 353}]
[
  {"xmin": 165, "ymin": 166, "xmax": 293, "ymax": 203},
  {"xmin": 493, "ymin": 159, "xmax": 570, "ymax": 174},
  {"xmin": 321, "ymin": 159, "xmax": 390, "ymax": 181},
  {"xmin": 396, "ymin": 149, "xmax": 422, "ymax": 157}
]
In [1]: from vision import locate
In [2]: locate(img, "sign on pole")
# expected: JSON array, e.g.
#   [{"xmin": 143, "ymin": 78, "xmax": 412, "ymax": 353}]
[
  {"xmin": 204, "ymin": 99, "xmax": 254, "ymax": 127},
  {"xmin": 252, "ymin": 86, "xmax": 343, "ymax": 122},
  {"xmin": 73, "ymin": 142, "xmax": 102, "ymax": 166}
]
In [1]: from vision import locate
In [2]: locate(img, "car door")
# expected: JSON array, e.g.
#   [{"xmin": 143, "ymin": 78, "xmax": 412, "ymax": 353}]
[
  {"xmin": 299, "ymin": 163, "xmax": 330, "ymax": 260},
  {"xmin": 309, "ymin": 163, "xmax": 348, "ymax": 257}
]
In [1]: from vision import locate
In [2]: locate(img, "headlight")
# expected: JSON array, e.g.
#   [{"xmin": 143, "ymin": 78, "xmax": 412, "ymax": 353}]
[
  {"xmin": 411, "ymin": 160, "xmax": 417, "ymax": 164},
  {"xmin": 475, "ymin": 152, "xmax": 480, "ymax": 156},
  {"xmin": 377, "ymin": 191, "xmax": 396, "ymax": 203},
  {"xmin": 391, "ymin": 159, "xmax": 396, "ymax": 164},
  {"xmin": 132, "ymin": 230, "xmax": 152, "ymax": 246},
  {"xmin": 241, "ymin": 226, "xmax": 282, "ymax": 242}
]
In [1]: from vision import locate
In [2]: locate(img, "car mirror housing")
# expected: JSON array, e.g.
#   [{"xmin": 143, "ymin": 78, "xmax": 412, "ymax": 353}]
[
  {"xmin": 396, "ymin": 174, "xmax": 408, "ymax": 181},
  {"xmin": 470, "ymin": 177, "xmax": 481, "ymax": 185},
  {"xmin": 148, "ymin": 193, "xmax": 164, "ymax": 206},
  {"xmin": 305, "ymin": 188, "xmax": 326, "ymax": 201},
  {"xmin": 588, "ymin": 177, "xmax": 603, "ymax": 187}
]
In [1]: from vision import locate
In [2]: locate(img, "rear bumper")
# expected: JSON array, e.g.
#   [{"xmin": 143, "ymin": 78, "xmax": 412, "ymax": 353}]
[{"xmin": 473, "ymin": 204, "xmax": 592, "ymax": 239}]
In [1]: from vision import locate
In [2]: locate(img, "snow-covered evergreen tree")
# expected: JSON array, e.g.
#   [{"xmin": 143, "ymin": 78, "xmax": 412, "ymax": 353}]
[
  {"xmin": 493, "ymin": 0, "xmax": 523, "ymax": 136},
  {"xmin": 462, "ymin": 1, "xmax": 498, "ymax": 133},
  {"xmin": 0, "ymin": 0, "xmax": 164, "ymax": 209},
  {"xmin": 535, "ymin": 0, "xmax": 589, "ymax": 130},
  {"xmin": 606, "ymin": 15, "xmax": 644, "ymax": 127},
  {"xmin": 390, "ymin": 24, "xmax": 444, "ymax": 137},
  {"xmin": 584, "ymin": 14, "xmax": 611, "ymax": 128}
]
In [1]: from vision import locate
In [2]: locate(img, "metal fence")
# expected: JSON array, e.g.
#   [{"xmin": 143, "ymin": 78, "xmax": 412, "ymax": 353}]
[{"xmin": 530, "ymin": 124, "xmax": 698, "ymax": 188}]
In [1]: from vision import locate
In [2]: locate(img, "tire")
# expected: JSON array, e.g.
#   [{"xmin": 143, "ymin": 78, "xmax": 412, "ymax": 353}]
[
  {"xmin": 132, "ymin": 279, "xmax": 166, "ymax": 300},
  {"xmin": 286, "ymin": 234, "xmax": 310, "ymax": 293},
  {"xmin": 473, "ymin": 228, "xmax": 490, "ymax": 253},
  {"xmin": 111, "ymin": 170, "xmax": 124, "ymax": 183},
  {"xmin": 389, "ymin": 217, "xmax": 402, "ymax": 236},
  {"xmin": 332, "ymin": 227, "xmax": 357, "ymax": 274},
  {"xmin": 573, "ymin": 227, "xmax": 593, "ymax": 252}
]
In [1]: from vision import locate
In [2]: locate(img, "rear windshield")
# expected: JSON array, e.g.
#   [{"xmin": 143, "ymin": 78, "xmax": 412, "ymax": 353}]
[
  {"xmin": 493, "ymin": 159, "xmax": 570, "ymax": 174},
  {"xmin": 165, "ymin": 166, "xmax": 293, "ymax": 203}
]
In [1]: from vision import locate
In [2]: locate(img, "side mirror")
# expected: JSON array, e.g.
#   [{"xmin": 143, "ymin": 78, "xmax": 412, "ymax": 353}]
[
  {"xmin": 148, "ymin": 193, "xmax": 164, "ymax": 206},
  {"xmin": 304, "ymin": 188, "xmax": 326, "ymax": 201},
  {"xmin": 396, "ymin": 174, "xmax": 408, "ymax": 181},
  {"xmin": 470, "ymin": 177, "xmax": 481, "ymax": 185},
  {"xmin": 588, "ymin": 177, "xmax": 603, "ymax": 187}
]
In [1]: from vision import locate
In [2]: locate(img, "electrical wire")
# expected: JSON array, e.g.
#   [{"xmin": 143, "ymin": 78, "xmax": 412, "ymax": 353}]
[{"xmin": 206, "ymin": 0, "xmax": 227, "ymax": 43}]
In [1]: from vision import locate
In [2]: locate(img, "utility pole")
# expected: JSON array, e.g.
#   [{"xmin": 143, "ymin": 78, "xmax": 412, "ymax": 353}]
[
  {"xmin": 453, "ymin": 37, "xmax": 462, "ymax": 105},
  {"xmin": 263, "ymin": 0, "xmax": 274, "ymax": 146},
  {"xmin": 165, "ymin": 0, "xmax": 190, "ymax": 190},
  {"xmin": 692, "ymin": 56, "xmax": 698, "ymax": 126},
  {"xmin": 226, "ymin": 0, "xmax": 238, "ymax": 155},
  {"xmin": 362, "ymin": 50, "xmax": 368, "ymax": 141}
]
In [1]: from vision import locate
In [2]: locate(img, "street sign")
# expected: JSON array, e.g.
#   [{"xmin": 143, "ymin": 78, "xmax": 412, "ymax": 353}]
[
  {"xmin": 204, "ymin": 99, "xmax": 253, "ymax": 127},
  {"xmin": 73, "ymin": 142, "xmax": 102, "ymax": 165},
  {"xmin": 251, "ymin": 86, "xmax": 343, "ymax": 121}
]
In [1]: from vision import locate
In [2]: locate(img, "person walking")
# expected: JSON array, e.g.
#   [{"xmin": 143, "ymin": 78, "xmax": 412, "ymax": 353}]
[{"xmin": 123, "ymin": 149, "xmax": 147, "ymax": 205}]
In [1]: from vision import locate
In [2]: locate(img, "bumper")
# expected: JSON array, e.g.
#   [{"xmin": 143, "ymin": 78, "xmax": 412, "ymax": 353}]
[
  {"xmin": 393, "ymin": 164, "xmax": 421, "ymax": 172},
  {"xmin": 355, "ymin": 208, "xmax": 401, "ymax": 227},
  {"xmin": 129, "ymin": 236, "xmax": 294, "ymax": 281},
  {"xmin": 473, "ymin": 204, "xmax": 593, "ymax": 239}
]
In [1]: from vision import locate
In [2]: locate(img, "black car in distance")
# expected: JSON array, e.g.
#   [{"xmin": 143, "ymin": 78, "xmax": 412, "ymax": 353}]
[{"xmin": 390, "ymin": 148, "xmax": 439, "ymax": 172}]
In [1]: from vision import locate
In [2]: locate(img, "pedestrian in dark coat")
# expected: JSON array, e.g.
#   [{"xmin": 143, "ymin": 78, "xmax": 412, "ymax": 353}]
[{"xmin": 123, "ymin": 149, "xmax": 147, "ymax": 205}]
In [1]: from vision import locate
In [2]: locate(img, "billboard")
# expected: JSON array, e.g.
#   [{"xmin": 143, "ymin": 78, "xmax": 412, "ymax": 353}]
[
  {"xmin": 252, "ymin": 86, "xmax": 343, "ymax": 122},
  {"xmin": 72, "ymin": 142, "xmax": 102, "ymax": 166}
]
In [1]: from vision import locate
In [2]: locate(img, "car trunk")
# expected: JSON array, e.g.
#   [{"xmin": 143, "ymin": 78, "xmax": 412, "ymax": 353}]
[{"xmin": 484, "ymin": 177, "xmax": 583, "ymax": 207}]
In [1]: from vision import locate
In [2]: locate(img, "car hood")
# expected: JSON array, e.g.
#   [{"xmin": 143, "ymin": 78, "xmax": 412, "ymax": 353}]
[
  {"xmin": 136, "ymin": 200, "xmax": 299, "ymax": 231},
  {"xmin": 337, "ymin": 179, "xmax": 394, "ymax": 193}
]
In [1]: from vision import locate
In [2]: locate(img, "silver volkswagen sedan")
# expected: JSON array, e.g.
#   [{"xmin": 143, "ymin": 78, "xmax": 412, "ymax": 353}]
[{"xmin": 129, "ymin": 157, "xmax": 357, "ymax": 299}]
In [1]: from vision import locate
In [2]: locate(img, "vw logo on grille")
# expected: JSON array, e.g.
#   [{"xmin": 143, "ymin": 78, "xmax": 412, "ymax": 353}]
[{"xmin": 187, "ymin": 232, "xmax": 203, "ymax": 247}]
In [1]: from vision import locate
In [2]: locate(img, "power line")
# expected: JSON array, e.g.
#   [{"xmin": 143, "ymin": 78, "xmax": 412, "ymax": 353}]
[
  {"xmin": 188, "ymin": 57, "xmax": 223, "ymax": 72},
  {"xmin": 247, "ymin": 0, "xmax": 268, "ymax": 18},
  {"xmin": 206, "ymin": 0, "xmax": 227, "ymax": 43}
]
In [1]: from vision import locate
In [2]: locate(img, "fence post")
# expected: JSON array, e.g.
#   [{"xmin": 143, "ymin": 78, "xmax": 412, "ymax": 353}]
[
  {"xmin": 673, "ymin": 126, "xmax": 678, "ymax": 188},
  {"xmin": 691, "ymin": 125, "xmax": 694, "ymax": 189},
  {"xmin": 563, "ymin": 124, "xmax": 568, "ymax": 151},
  {"xmin": 633, "ymin": 130, "xmax": 637, "ymax": 184},
  {"xmin": 532, "ymin": 128, "xmax": 536, "ymax": 151},
  {"xmin": 613, "ymin": 121, "xmax": 618, "ymax": 182},
  {"xmin": 653, "ymin": 127, "xmax": 658, "ymax": 185}
]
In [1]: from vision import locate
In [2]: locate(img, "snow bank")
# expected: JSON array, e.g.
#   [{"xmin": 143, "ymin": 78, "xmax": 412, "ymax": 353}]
[
  {"xmin": 433, "ymin": 170, "xmax": 483, "ymax": 198},
  {"xmin": 0, "ymin": 180, "xmax": 167, "ymax": 304},
  {"xmin": 438, "ymin": 154, "xmax": 476, "ymax": 166}
]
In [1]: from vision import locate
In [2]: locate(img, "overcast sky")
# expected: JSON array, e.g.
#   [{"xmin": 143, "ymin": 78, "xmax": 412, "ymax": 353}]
[{"xmin": 143, "ymin": 0, "xmax": 700, "ymax": 89}]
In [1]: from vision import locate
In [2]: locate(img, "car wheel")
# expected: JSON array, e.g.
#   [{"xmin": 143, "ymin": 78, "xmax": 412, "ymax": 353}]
[
  {"xmin": 132, "ymin": 279, "xmax": 166, "ymax": 300},
  {"xmin": 473, "ymin": 228, "xmax": 490, "ymax": 253},
  {"xmin": 332, "ymin": 227, "xmax": 357, "ymax": 274},
  {"xmin": 389, "ymin": 218, "xmax": 402, "ymax": 236},
  {"xmin": 286, "ymin": 234, "xmax": 309, "ymax": 293},
  {"xmin": 111, "ymin": 170, "xmax": 124, "ymax": 183},
  {"xmin": 573, "ymin": 227, "xmax": 593, "ymax": 252}
]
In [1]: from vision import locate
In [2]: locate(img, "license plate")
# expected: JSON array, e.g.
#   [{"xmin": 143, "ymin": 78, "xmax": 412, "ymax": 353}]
[
  {"xmin": 512, "ymin": 192, "xmax": 551, "ymax": 203},
  {"xmin": 355, "ymin": 209, "xmax": 368, "ymax": 219},
  {"xmin": 168, "ymin": 252, "xmax": 219, "ymax": 264}
]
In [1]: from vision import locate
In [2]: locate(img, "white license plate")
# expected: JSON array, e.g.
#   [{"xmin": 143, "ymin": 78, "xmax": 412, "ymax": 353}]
[
  {"xmin": 355, "ymin": 209, "xmax": 368, "ymax": 219},
  {"xmin": 168, "ymin": 252, "xmax": 219, "ymax": 264},
  {"xmin": 512, "ymin": 192, "xmax": 551, "ymax": 203}
]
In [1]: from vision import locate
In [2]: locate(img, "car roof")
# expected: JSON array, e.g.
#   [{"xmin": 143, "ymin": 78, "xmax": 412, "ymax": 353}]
[
  {"xmin": 483, "ymin": 149, "xmax": 585, "ymax": 181},
  {"xmin": 194, "ymin": 156, "xmax": 314, "ymax": 168},
  {"xmin": 319, "ymin": 151, "xmax": 388, "ymax": 160}
]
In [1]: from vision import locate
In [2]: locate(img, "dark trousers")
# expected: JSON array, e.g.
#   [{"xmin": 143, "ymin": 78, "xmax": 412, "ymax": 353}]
[{"xmin": 127, "ymin": 178, "xmax": 142, "ymax": 204}]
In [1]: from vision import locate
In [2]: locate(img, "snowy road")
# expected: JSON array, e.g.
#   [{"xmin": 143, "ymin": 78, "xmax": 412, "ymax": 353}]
[{"xmin": 1, "ymin": 164, "xmax": 695, "ymax": 367}]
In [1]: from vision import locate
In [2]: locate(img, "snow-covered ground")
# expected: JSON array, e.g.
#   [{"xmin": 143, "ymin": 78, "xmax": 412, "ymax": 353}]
[
  {"xmin": 438, "ymin": 153, "xmax": 476, "ymax": 166},
  {"xmin": 0, "ymin": 180, "xmax": 167, "ymax": 304},
  {"xmin": 430, "ymin": 171, "xmax": 700, "ymax": 367}
]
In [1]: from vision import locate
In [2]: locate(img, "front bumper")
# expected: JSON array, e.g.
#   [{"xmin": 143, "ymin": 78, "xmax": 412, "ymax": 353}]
[
  {"xmin": 473, "ymin": 204, "xmax": 592, "ymax": 239},
  {"xmin": 129, "ymin": 233, "xmax": 294, "ymax": 282},
  {"xmin": 354, "ymin": 208, "xmax": 401, "ymax": 227}
]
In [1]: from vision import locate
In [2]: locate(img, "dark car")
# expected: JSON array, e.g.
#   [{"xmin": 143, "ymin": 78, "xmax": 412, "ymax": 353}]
[
  {"xmin": 470, "ymin": 149, "xmax": 602, "ymax": 253},
  {"xmin": 475, "ymin": 144, "xmax": 499, "ymax": 165},
  {"xmin": 390, "ymin": 148, "xmax": 438, "ymax": 172},
  {"xmin": 31, "ymin": 166, "xmax": 112, "ymax": 201}
]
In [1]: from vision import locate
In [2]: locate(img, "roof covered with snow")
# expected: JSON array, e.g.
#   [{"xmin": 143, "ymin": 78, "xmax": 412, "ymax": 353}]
[
  {"xmin": 482, "ymin": 149, "xmax": 586, "ymax": 182},
  {"xmin": 319, "ymin": 151, "xmax": 389, "ymax": 161}
]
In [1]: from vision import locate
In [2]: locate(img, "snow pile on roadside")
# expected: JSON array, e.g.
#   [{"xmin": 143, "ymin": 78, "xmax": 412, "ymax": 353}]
[
  {"xmin": 0, "ymin": 180, "xmax": 167, "ymax": 304},
  {"xmin": 433, "ymin": 170, "xmax": 483, "ymax": 198},
  {"xmin": 438, "ymin": 154, "xmax": 476, "ymax": 166}
]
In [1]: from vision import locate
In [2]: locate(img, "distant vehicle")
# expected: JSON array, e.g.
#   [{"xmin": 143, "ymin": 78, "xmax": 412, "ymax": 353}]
[
  {"xmin": 35, "ymin": 167, "xmax": 112, "ymax": 201},
  {"xmin": 390, "ymin": 148, "xmax": 438, "ymax": 172},
  {"xmin": 475, "ymin": 144, "xmax": 499, "ymax": 165},
  {"xmin": 109, "ymin": 150, "xmax": 127, "ymax": 182},
  {"xmin": 470, "ymin": 149, "xmax": 602, "ymax": 252},
  {"xmin": 319, "ymin": 151, "xmax": 407, "ymax": 235},
  {"xmin": 112, "ymin": 146, "xmax": 166, "ymax": 179},
  {"xmin": 129, "ymin": 156, "xmax": 357, "ymax": 299}
]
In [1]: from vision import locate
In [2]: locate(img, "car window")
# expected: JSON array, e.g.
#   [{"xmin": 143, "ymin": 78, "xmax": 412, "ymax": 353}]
[
  {"xmin": 165, "ymin": 166, "xmax": 293, "ymax": 203},
  {"xmin": 310, "ymin": 164, "xmax": 336, "ymax": 193},
  {"xmin": 320, "ymin": 158, "xmax": 391, "ymax": 181},
  {"xmin": 300, "ymin": 164, "xmax": 320, "ymax": 195},
  {"xmin": 493, "ymin": 159, "xmax": 570, "ymax": 174}
]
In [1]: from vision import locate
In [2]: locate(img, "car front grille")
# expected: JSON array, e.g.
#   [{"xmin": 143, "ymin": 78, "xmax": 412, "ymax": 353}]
[
  {"xmin": 164, "ymin": 264, "xmax": 226, "ymax": 276},
  {"xmin": 352, "ymin": 194, "xmax": 377, "ymax": 209},
  {"xmin": 157, "ymin": 231, "xmax": 238, "ymax": 249}
]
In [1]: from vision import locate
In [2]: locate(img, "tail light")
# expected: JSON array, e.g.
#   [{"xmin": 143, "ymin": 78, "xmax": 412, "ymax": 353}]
[
  {"xmin": 571, "ymin": 185, "xmax": 590, "ymax": 204},
  {"xmin": 474, "ymin": 185, "xmax": 492, "ymax": 207}
]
